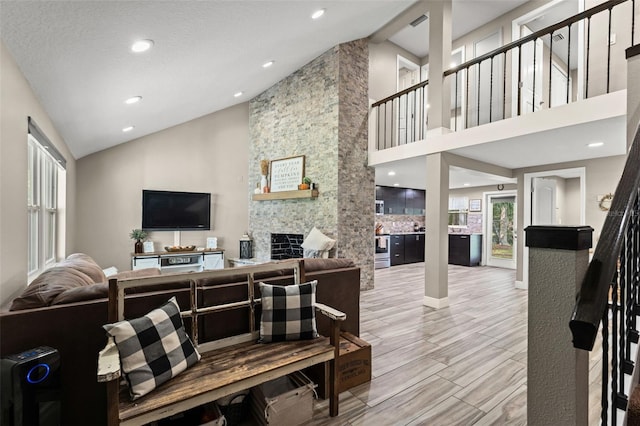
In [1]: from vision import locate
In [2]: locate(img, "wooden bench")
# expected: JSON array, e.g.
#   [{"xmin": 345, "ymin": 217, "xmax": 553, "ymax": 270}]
[{"xmin": 97, "ymin": 259, "xmax": 345, "ymax": 426}]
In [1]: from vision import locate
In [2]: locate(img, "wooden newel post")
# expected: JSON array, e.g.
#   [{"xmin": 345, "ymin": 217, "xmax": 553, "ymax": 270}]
[{"xmin": 525, "ymin": 225, "xmax": 593, "ymax": 426}]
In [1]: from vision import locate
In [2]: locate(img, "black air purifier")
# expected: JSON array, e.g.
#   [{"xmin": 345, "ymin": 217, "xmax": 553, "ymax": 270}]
[{"xmin": 1, "ymin": 346, "xmax": 61, "ymax": 426}]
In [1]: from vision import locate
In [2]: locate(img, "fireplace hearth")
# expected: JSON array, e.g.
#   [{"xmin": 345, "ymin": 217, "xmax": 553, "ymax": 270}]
[{"xmin": 271, "ymin": 233, "xmax": 304, "ymax": 260}]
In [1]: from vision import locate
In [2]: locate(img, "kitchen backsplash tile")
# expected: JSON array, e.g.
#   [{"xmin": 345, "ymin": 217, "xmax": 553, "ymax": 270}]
[{"xmin": 375, "ymin": 213, "xmax": 483, "ymax": 235}]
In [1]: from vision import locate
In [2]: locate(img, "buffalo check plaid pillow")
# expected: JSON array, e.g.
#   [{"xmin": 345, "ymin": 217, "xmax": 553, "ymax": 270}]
[
  {"xmin": 103, "ymin": 296, "xmax": 201, "ymax": 400},
  {"xmin": 259, "ymin": 280, "xmax": 319, "ymax": 343}
]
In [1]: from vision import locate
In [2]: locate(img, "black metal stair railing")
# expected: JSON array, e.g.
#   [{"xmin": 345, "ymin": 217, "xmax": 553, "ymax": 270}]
[
  {"xmin": 443, "ymin": 0, "xmax": 634, "ymax": 130},
  {"xmin": 371, "ymin": 79, "xmax": 429, "ymax": 150},
  {"xmin": 369, "ymin": 0, "xmax": 636, "ymax": 152},
  {"xmin": 570, "ymin": 125, "xmax": 640, "ymax": 425}
]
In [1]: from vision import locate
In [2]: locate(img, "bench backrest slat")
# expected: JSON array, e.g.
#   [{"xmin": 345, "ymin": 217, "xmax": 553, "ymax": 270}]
[{"xmin": 107, "ymin": 259, "xmax": 304, "ymax": 351}]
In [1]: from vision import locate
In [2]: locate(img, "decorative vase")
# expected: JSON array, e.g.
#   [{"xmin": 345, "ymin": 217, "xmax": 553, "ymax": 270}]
[
  {"xmin": 261, "ymin": 175, "xmax": 268, "ymax": 194},
  {"xmin": 134, "ymin": 240, "xmax": 143, "ymax": 254}
]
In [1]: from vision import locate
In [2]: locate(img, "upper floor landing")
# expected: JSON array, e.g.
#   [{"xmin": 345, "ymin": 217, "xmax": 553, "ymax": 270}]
[{"xmin": 367, "ymin": 0, "xmax": 637, "ymax": 171}]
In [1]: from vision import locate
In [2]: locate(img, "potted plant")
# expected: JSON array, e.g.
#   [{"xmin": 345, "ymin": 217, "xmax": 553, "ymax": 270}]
[
  {"xmin": 129, "ymin": 228, "xmax": 148, "ymax": 254},
  {"xmin": 299, "ymin": 176, "xmax": 312, "ymax": 190}
]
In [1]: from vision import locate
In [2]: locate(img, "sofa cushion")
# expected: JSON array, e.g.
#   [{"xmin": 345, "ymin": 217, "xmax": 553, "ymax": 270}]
[
  {"xmin": 302, "ymin": 258, "xmax": 355, "ymax": 272},
  {"xmin": 301, "ymin": 227, "xmax": 336, "ymax": 258},
  {"xmin": 10, "ymin": 267, "xmax": 94, "ymax": 311},
  {"xmin": 103, "ymin": 297, "xmax": 201, "ymax": 400},
  {"xmin": 51, "ymin": 282, "xmax": 109, "ymax": 305},
  {"xmin": 258, "ymin": 280, "xmax": 318, "ymax": 343},
  {"xmin": 63, "ymin": 253, "xmax": 107, "ymax": 283}
]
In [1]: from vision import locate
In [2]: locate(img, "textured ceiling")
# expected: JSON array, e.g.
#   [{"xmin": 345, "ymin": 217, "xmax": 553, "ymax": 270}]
[
  {"xmin": 4, "ymin": 0, "xmax": 620, "ymax": 192},
  {"xmin": 1, "ymin": 0, "xmax": 414, "ymax": 158}
]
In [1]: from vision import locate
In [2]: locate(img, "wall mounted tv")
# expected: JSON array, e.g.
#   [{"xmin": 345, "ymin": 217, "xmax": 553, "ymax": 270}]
[{"xmin": 142, "ymin": 190, "xmax": 211, "ymax": 231}]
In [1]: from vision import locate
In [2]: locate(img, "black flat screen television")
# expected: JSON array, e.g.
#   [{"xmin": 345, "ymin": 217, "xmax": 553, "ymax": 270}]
[{"xmin": 142, "ymin": 190, "xmax": 211, "ymax": 231}]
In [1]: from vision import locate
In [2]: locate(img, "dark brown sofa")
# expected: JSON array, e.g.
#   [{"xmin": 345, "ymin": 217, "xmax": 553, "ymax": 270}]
[{"xmin": 0, "ymin": 255, "xmax": 361, "ymax": 426}]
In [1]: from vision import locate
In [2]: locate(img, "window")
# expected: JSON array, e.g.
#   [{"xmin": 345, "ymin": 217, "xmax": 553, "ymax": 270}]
[{"xmin": 27, "ymin": 118, "xmax": 66, "ymax": 278}]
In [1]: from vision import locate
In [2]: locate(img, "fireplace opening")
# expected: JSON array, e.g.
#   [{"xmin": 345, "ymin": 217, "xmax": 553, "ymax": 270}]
[{"xmin": 271, "ymin": 233, "xmax": 303, "ymax": 260}]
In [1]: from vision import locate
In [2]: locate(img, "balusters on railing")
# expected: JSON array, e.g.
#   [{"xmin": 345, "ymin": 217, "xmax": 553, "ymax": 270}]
[
  {"xmin": 607, "ymin": 7, "xmax": 613, "ymax": 94},
  {"xmin": 602, "ymin": 307, "xmax": 610, "ymax": 425},
  {"xmin": 573, "ymin": 136, "xmax": 640, "ymax": 425},
  {"xmin": 611, "ymin": 270, "xmax": 619, "ymax": 425},
  {"xmin": 502, "ymin": 51, "xmax": 507, "ymax": 120},
  {"xmin": 586, "ymin": 16, "xmax": 592, "ymax": 99},
  {"xmin": 633, "ymin": 0, "xmax": 636, "ymax": 45},
  {"xmin": 369, "ymin": 0, "xmax": 631, "ymax": 151}
]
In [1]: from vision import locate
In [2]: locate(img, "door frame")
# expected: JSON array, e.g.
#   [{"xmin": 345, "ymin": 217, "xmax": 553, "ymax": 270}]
[
  {"xmin": 511, "ymin": 0, "xmax": 586, "ymax": 114},
  {"xmin": 396, "ymin": 55, "xmax": 420, "ymax": 146},
  {"xmin": 521, "ymin": 167, "xmax": 586, "ymax": 289},
  {"xmin": 483, "ymin": 190, "xmax": 517, "ymax": 269}
]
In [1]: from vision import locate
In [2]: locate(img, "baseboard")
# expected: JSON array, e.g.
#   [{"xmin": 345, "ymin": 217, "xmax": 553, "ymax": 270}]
[
  {"xmin": 423, "ymin": 296, "xmax": 449, "ymax": 309},
  {"xmin": 515, "ymin": 280, "xmax": 527, "ymax": 289}
]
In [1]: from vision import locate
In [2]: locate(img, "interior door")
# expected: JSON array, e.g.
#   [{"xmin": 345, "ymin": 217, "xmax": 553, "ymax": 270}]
[
  {"xmin": 397, "ymin": 57, "xmax": 419, "ymax": 145},
  {"xmin": 520, "ymin": 25, "xmax": 544, "ymax": 115},
  {"xmin": 486, "ymin": 192, "xmax": 517, "ymax": 269},
  {"xmin": 532, "ymin": 177, "xmax": 557, "ymax": 225},
  {"xmin": 550, "ymin": 61, "xmax": 571, "ymax": 108}
]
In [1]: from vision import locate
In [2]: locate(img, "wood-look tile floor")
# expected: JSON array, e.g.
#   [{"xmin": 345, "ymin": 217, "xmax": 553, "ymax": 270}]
[{"xmin": 310, "ymin": 262, "xmax": 528, "ymax": 426}]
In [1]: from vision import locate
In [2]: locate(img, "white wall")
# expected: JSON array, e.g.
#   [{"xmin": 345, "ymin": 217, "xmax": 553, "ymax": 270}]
[
  {"xmin": 75, "ymin": 103, "xmax": 250, "ymax": 272},
  {"xmin": 369, "ymin": 41, "xmax": 421, "ymax": 102},
  {"xmin": 0, "ymin": 41, "xmax": 77, "ymax": 306},
  {"xmin": 514, "ymin": 154, "xmax": 627, "ymax": 282}
]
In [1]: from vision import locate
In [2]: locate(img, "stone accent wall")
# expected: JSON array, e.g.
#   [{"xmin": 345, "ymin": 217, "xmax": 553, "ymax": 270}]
[{"xmin": 249, "ymin": 39, "xmax": 375, "ymax": 290}]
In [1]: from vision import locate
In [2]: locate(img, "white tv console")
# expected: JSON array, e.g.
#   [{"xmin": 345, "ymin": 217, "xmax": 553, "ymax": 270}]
[{"xmin": 131, "ymin": 249, "xmax": 225, "ymax": 273}]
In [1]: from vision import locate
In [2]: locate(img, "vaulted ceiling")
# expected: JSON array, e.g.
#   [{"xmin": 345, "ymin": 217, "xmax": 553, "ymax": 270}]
[{"xmin": 2, "ymin": 0, "xmax": 534, "ymax": 159}]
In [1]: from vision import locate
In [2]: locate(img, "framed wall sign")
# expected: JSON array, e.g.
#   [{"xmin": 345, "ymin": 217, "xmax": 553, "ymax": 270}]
[
  {"xmin": 270, "ymin": 155, "xmax": 305, "ymax": 192},
  {"xmin": 469, "ymin": 199, "xmax": 482, "ymax": 212},
  {"xmin": 143, "ymin": 241, "xmax": 155, "ymax": 253}
]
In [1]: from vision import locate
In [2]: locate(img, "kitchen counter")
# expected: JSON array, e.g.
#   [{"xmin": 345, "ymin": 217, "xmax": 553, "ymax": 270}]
[{"xmin": 387, "ymin": 231, "xmax": 425, "ymax": 235}]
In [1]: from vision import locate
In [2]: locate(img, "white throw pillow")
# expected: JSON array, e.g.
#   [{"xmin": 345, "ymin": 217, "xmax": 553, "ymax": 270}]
[{"xmin": 301, "ymin": 227, "xmax": 336, "ymax": 252}]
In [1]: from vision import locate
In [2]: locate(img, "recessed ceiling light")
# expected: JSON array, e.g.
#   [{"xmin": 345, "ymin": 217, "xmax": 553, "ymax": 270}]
[
  {"xmin": 588, "ymin": 142, "xmax": 604, "ymax": 148},
  {"xmin": 388, "ymin": 171, "xmax": 396, "ymax": 176},
  {"xmin": 124, "ymin": 96, "xmax": 142, "ymax": 105},
  {"xmin": 122, "ymin": 126, "xmax": 134, "ymax": 132},
  {"xmin": 311, "ymin": 9, "xmax": 325, "ymax": 19},
  {"xmin": 463, "ymin": 183, "xmax": 471, "ymax": 186},
  {"xmin": 262, "ymin": 60, "xmax": 275, "ymax": 68},
  {"xmin": 234, "ymin": 91, "xmax": 243, "ymax": 98},
  {"xmin": 393, "ymin": 183, "xmax": 400, "ymax": 187},
  {"xmin": 131, "ymin": 39, "xmax": 154, "ymax": 53}
]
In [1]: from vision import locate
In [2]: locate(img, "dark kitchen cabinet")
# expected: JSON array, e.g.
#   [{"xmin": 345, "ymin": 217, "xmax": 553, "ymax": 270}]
[
  {"xmin": 449, "ymin": 234, "xmax": 482, "ymax": 266},
  {"xmin": 405, "ymin": 188, "xmax": 426, "ymax": 215},
  {"xmin": 404, "ymin": 233, "xmax": 425, "ymax": 263},
  {"xmin": 390, "ymin": 234, "xmax": 405, "ymax": 266},
  {"xmin": 376, "ymin": 186, "xmax": 425, "ymax": 216},
  {"xmin": 385, "ymin": 187, "xmax": 406, "ymax": 215}
]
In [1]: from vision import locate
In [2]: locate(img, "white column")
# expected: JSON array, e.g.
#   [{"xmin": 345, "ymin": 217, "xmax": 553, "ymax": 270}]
[
  {"xmin": 424, "ymin": 153, "xmax": 449, "ymax": 308},
  {"xmin": 426, "ymin": 0, "xmax": 452, "ymax": 134}
]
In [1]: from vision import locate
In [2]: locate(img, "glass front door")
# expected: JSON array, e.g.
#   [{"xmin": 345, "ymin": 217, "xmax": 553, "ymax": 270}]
[{"xmin": 486, "ymin": 193, "xmax": 516, "ymax": 269}]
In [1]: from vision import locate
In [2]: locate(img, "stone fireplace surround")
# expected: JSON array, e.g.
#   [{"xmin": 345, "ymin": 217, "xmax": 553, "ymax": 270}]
[{"xmin": 270, "ymin": 233, "xmax": 303, "ymax": 260}]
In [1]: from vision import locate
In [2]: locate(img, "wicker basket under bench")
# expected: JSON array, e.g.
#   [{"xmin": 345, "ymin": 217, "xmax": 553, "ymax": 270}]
[{"xmin": 97, "ymin": 259, "xmax": 345, "ymax": 426}]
